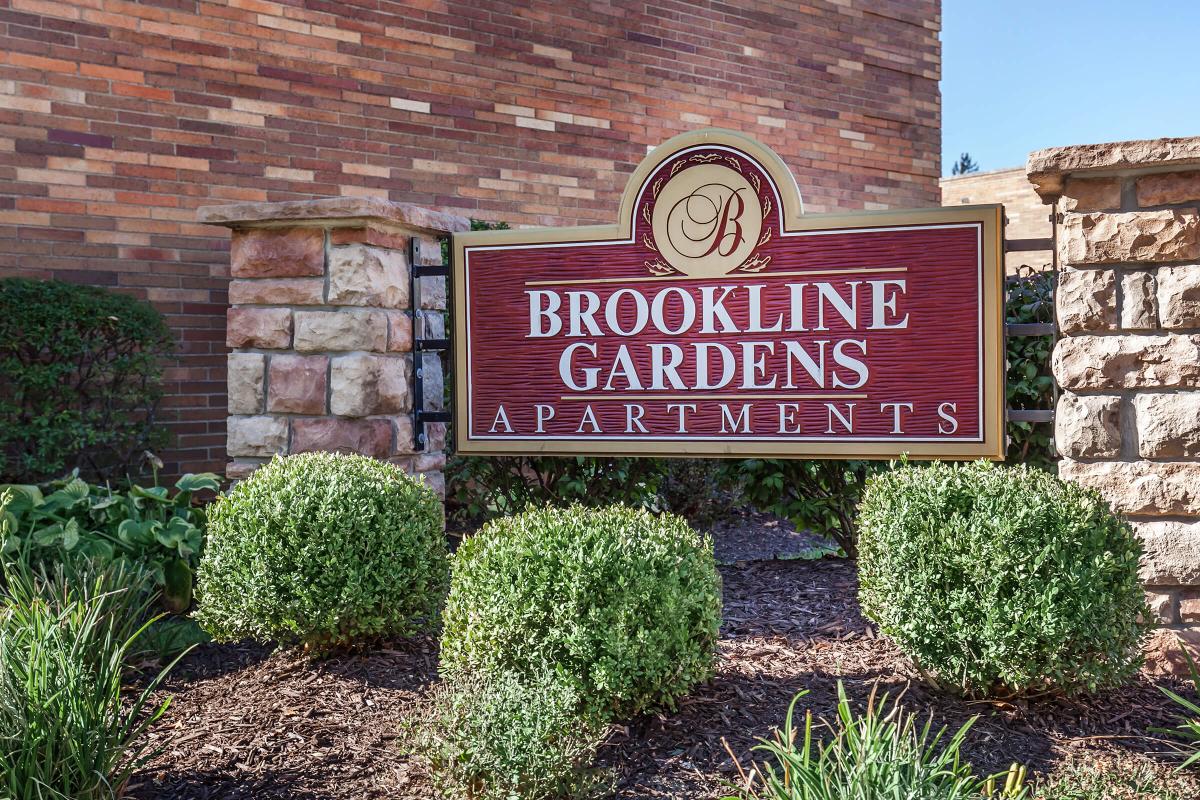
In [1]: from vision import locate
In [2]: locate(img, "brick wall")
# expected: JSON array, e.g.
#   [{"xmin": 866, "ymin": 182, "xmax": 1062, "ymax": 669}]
[
  {"xmin": 941, "ymin": 167, "xmax": 1051, "ymax": 273},
  {"xmin": 0, "ymin": 0, "xmax": 942, "ymax": 476}
]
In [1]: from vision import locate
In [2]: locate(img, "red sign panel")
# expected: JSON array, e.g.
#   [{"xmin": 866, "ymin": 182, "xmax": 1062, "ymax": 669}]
[{"xmin": 453, "ymin": 130, "xmax": 1004, "ymax": 459}]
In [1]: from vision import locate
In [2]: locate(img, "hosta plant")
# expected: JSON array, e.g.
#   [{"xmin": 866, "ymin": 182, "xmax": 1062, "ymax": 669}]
[{"xmin": 0, "ymin": 470, "xmax": 218, "ymax": 611}]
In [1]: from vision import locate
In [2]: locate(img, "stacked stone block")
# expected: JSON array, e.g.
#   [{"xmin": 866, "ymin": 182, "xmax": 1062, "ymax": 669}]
[
  {"xmin": 199, "ymin": 198, "xmax": 468, "ymax": 497},
  {"xmin": 1028, "ymin": 137, "xmax": 1200, "ymax": 670}
]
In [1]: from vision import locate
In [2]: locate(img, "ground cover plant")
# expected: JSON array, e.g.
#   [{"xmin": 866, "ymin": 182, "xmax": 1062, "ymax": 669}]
[
  {"xmin": 406, "ymin": 668, "xmax": 607, "ymax": 800},
  {"xmin": 1157, "ymin": 643, "xmax": 1200, "ymax": 768},
  {"xmin": 126, "ymin": 545, "xmax": 1200, "ymax": 800},
  {"xmin": 724, "ymin": 682, "xmax": 1028, "ymax": 800},
  {"xmin": 440, "ymin": 503, "xmax": 722, "ymax": 721},
  {"xmin": 0, "ymin": 560, "xmax": 181, "ymax": 799},
  {"xmin": 857, "ymin": 461, "xmax": 1148, "ymax": 698},
  {"xmin": 0, "ymin": 471, "xmax": 219, "ymax": 612},
  {"xmin": 195, "ymin": 452, "xmax": 447, "ymax": 652},
  {"xmin": 0, "ymin": 278, "xmax": 173, "ymax": 484}
]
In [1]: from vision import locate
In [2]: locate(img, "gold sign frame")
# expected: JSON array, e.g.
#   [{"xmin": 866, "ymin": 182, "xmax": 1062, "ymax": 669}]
[{"xmin": 452, "ymin": 129, "xmax": 1005, "ymax": 460}]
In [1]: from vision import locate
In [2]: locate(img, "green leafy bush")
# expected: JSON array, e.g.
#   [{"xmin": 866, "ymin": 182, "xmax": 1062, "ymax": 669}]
[
  {"xmin": 0, "ymin": 278, "xmax": 173, "ymax": 484},
  {"xmin": 858, "ymin": 461, "xmax": 1148, "ymax": 698},
  {"xmin": 726, "ymin": 270, "xmax": 1058, "ymax": 554},
  {"xmin": 658, "ymin": 458, "xmax": 736, "ymax": 528},
  {"xmin": 195, "ymin": 452, "xmax": 448, "ymax": 651},
  {"xmin": 440, "ymin": 504, "xmax": 721, "ymax": 720},
  {"xmin": 406, "ymin": 669, "xmax": 606, "ymax": 800},
  {"xmin": 1005, "ymin": 268, "xmax": 1056, "ymax": 470},
  {"xmin": 446, "ymin": 455, "xmax": 665, "ymax": 520},
  {"xmin": 723, "ymin": 682, "xmax": 1027, "ymax": 800},
  {"xmin": 730, "ymin": 459, "xmax": 877, "ymax": 557},
  {"xmin": 0, "ymin": 471, "xmax": 218, "ymax": 612},
  {"xmin": 0, "ymin": 560, "xmax": 180, "ymax": 799}
]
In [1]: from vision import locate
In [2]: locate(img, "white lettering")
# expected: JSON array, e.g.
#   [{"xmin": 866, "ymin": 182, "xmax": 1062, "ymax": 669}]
[
  {"xmin": 567, "ymin": 291, "xmax": 602, "ymax": 337},
  {"xmin": 719, "ymin": 403, "xmax": 752, "ymax": 434},
  {"xmin": 527, "ymin": 290, "xmax": 562, "ymax": 337},
  {"xmin": 650, "ymin": 286, "xmax": 696, "ymax": 335},
  {"xmin": 694, "ymin": 342, "xmax": 736, "ymax": 390},
  {"xmin": 577, "ymin": 405, "xmax": 601, "ymax": 433},
  {"xmin": 534, "ymin": 404, "xmax": 554, "ymax": 433},
  {"xmin": 869, "ymin": 280, "xmax": 909, "ymax": 330},
  {"xmin": 831, "ymin": 340, "xmax": 868, "ymax": 389},
  {"xmin": 937, "ymin": 402, "xmax": 959, "ymax": 434},
  {"xmin": 881, "ymin": 401, "xmax": 913, "ymax": 434},
  {"xmin": 777, "ymin": 402, "xmax": 801, "ymax": 434},
  {"xmin": 625, "ymin": 404, "xmax": 648, "ymax": 433},
  {"xmin": 649, "ymin": 343, "xmax": 686, "ymax": 390},
  {"xmin": 825, "ymin": 402, "xmax": 854, "ymax": 434},
  {"xmin": 740, "ymin": 341, "xmax": 777, "ymax": 389},
  {"xmin": 605, "ymin": 288, "xmax": 649, "ymax": 336},
  {"xmin": 666, "ymin": 402, "xmax": 696, "ymax": 433},
  {"xmin": 489, "ymin": 405, "xmax": 513, "ymax": 433},
  {"xmin": 559, "ymin": 342, "xmax": 599, "ymax": 391},
  {"xmin": 603, "ymin": 344, "xmax": 644, "ymax": 390},
  {"xmin": 700, "ymin": 285, "xmax": 738, "ymax": 333}
]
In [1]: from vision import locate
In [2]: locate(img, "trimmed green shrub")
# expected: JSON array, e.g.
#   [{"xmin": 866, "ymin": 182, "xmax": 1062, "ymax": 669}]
[
  {"xmin": 0, "ymin": 560, "xmax": 180, "ymax": 799},
  {"xmin": 858, "ymin": 461, "xmax": 1148, "ymax": 698},
  {"xmin": 0, "ymin": 278, "xmax": 173, "ymax": 484},
  {"xmin": 1, "ymin": 471, "xmax": 219, "ymax": 612},
  {"xmin": 440, "ymin": 504, "xmax": 722, "ymax": 720},
  {"xmin": 446, "ymin": 454, "xmax": 665, "ymax": 520},
  {"xmin": 195, "ymin": 452, "xmax": 447, "ymax": 651},
  {"xmin": 723, "ymin": 682, "xmax": 1028, "ymax": 800},
  {"xmin": 406, "ymin": 669, "xmax": 606, "ymax": 800},
  {"xmin": 727, "ymin": 271, "xmax": 1058, "ymax": 555}
]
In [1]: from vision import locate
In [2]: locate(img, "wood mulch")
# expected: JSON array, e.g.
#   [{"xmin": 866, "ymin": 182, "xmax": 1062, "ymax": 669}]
[{"xmin": 127, "ymin": 514, "xmax": 1200, "ymax": 800}]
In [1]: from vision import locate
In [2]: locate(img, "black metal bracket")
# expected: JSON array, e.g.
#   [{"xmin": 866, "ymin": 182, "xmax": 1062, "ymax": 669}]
[{"xmin": 409, "ymin": 236, "xmax": 451, "ymax": 452}]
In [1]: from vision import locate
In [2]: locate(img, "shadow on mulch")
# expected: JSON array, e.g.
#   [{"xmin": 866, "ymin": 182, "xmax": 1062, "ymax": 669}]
[
  {"xmin": 131, "ymin": 552, "xmax": 1198, "ymax": 800},
  {"xmin": 128, "ymin": 768, "xmax": 320, "ymax": 800}
]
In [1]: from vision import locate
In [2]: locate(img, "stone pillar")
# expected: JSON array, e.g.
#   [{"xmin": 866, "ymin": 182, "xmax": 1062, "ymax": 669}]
[
  {"xmin": 1028, "ymin": 137, "xmax": 1200, "ymax": 672},
  {"xmin": 198, "ymin": 198, "xmax": 469, "ymax": 498}
]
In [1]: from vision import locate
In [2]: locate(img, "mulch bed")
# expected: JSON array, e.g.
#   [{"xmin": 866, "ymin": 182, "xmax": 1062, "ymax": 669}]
[{"xmin": 128, "ymin": 514, "xmax": 1200, "ymax": 800}]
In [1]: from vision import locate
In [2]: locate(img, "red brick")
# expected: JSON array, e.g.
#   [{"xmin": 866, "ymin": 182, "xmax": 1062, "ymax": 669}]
[{"xmin": 0, "ymin": 0, "xmax": 941, "ymax": 478}]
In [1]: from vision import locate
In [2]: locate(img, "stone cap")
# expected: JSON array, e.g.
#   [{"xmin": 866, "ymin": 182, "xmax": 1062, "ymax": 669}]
[
  {"xmin": 197, "ymin": 197, "xmax": 471, "ymax": 234},
  {"xmin": 1028, "ymin": 136, "xmax": 1200, "ymax": 200}
]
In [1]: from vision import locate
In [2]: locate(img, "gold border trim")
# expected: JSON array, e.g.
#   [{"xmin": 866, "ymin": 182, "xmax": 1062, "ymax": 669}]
[{"xmin": 452, "ymin": 129, "xmax": 1006, "ymax": 461}]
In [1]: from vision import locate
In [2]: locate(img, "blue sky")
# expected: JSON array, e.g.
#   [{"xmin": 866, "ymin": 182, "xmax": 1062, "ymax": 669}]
[{"xmin": 941, "ymin": 1, "xmax": 1200, "ymax": 175}]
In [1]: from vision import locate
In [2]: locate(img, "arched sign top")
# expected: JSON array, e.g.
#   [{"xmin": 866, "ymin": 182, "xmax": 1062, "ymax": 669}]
[
  {"xmin": 618, "ymin": 129, "xmax": 804, "ymax": 246},
  {"xmin": 452, "ymin": 130, "xmax": 1004, "ymax": 460}
]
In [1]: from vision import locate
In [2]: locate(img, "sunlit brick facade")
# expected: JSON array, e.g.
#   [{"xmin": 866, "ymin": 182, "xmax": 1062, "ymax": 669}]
[{"xmin": 0, "ymin": 0, "xmax": 942, "ymax": 475}]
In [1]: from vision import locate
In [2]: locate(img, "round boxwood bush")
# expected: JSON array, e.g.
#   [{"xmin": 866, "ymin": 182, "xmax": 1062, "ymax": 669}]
[
  {"xmin": 195, "ymin": 452, "xmax": 448, "ymax": 651},
  {"xmin": 439, "ymin": 504, "xmax": 722, "ymax": 720},
  {"xmin": 857, "ymin": 460, "xmax": 1149, "ymax": 698}
]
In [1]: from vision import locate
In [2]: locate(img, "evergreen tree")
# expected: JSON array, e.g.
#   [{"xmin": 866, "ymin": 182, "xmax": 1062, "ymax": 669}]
[{"xmin": 951, "ymin": 152, "xmax": 980, "ymax": 175}]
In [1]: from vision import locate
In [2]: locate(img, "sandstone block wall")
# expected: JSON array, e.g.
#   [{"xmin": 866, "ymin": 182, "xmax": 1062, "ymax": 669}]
[
  {"xmin": 200, "ymin": 198, "xmax": 467, "ymax": 496},
  {"xmin": 0, "ymin": 0, "xmax": 941, "ymax": 478},
  {"xmin": 1029, "ymin": 137, "xmax": 1200, "ymax": 669}
]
